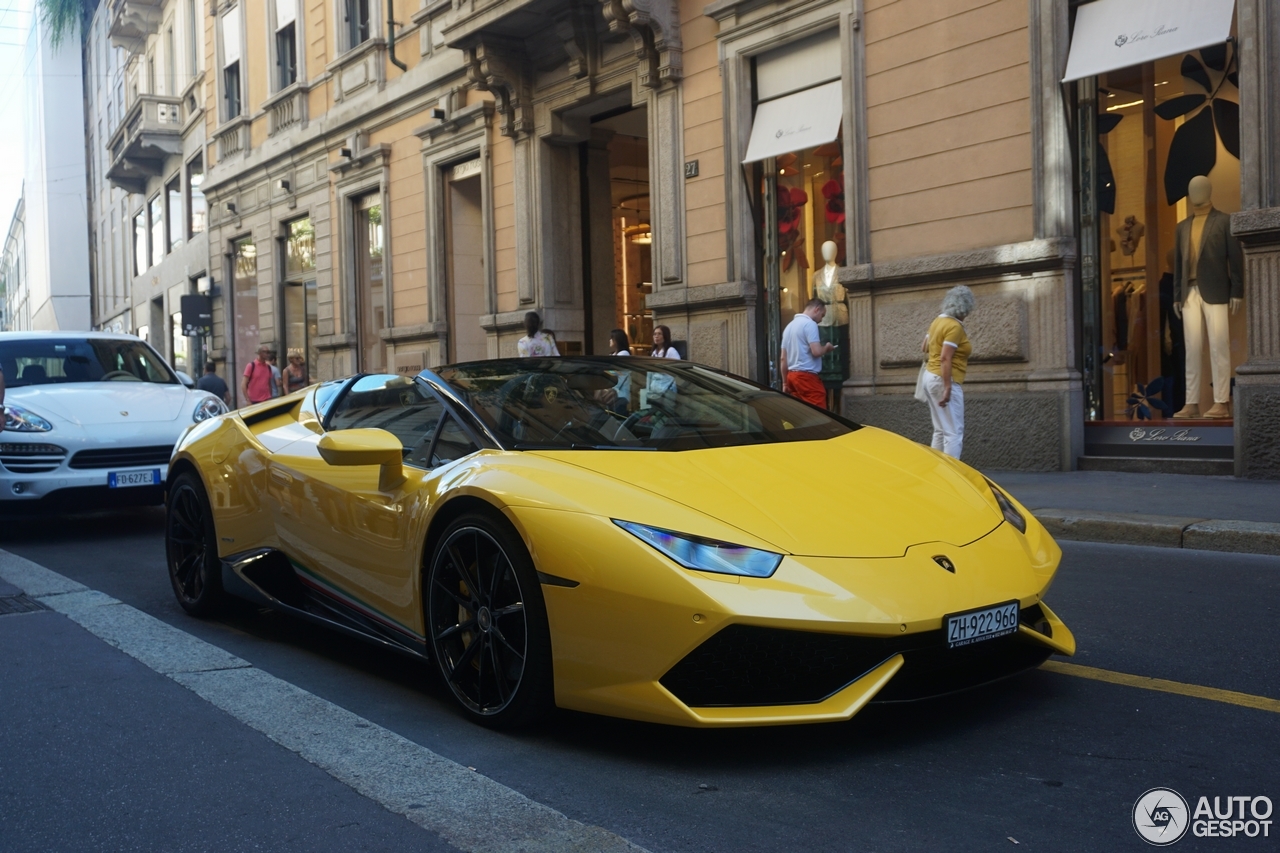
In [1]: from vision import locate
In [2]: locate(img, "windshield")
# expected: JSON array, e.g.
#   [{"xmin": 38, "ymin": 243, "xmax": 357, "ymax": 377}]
[
  {"xmin": 0, "ymin": 338, "xmax": 177, "ymax": 387},
  {"xmin": 433, "ymin": 358, "xmax": 858, "ymax": 451}
]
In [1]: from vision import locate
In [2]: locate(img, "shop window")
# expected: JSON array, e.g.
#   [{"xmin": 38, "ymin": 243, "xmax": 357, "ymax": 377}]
[
  {"xmin": 1082, "ymin": 43, "xmax": 1244, "ymax": 425},
  {"xmin": 282, "ymin": 217, "xmax": 317, "ymax": 388},
  {"xmin": 149, "ymin": 195, "xmax": 164, "ymax": 266},
  {"xmin": 187, "ymin": 155, "xmax": 206, "ymax": 237},
  {"xmin": 353, "ymin": 194, "xmax": 385, "ymax": 372},
  {"xmin": 231, "ymin": 237, "xmax": 258, "ymax": 405},
  {"xmin": 166, "ymin": 176, "xmax": 183, "ymax": 252},
  {"xmin": 221, "ymin": 6, "xmax": 242, "ymax": 121},
  {"xmin": 171, "ymin": 311, "xmax": 188, "ymax": 375}
]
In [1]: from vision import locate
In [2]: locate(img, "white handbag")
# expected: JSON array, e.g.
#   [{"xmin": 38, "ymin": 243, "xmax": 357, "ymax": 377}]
[{"xmin": 913, "ymin": 361, "xmax": 930, "ymax": 403}]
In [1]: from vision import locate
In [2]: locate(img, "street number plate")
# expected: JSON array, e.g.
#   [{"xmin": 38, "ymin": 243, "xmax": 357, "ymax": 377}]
[
  {"xmin": 946, "ymin": 601, "xmax": 1019, "ymax": 648},
  {"xmin": 109, "ymin": 469, "xmax": 161, "ymax": 488}
]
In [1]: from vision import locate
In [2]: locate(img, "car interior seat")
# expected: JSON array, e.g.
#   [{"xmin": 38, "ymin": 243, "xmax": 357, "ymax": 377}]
[{"xmin": 21, "ymin": 364, "xmax": 47, "ymax": 383}]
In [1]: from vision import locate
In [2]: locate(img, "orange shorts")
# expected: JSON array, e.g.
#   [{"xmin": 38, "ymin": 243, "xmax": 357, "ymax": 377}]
[{"xmin": 785, "ymin": 371, "xmax": 827, "ymax": 408}]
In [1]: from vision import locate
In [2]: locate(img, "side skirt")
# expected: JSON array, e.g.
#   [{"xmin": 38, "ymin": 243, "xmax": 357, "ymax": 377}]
[{"xmin": 221, "ymin": 548, "xmax": 429, "ymax": 661}]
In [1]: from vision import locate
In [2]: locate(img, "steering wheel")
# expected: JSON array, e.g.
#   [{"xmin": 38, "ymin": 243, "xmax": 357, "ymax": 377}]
[{"xmin": 101, "ymin": 370, "xmax": 140, "ymax": 381}]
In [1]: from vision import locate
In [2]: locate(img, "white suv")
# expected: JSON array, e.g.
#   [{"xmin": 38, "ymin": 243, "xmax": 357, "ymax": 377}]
[{"xmin": 1, "ymin": 332, "xmax": 227, "ymax": 509}]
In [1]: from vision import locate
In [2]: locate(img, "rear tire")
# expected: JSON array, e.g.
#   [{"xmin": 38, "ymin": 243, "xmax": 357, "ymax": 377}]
[
  {"xmin": 425, "ymin": 510, "xmax": 553, "ymax": 729},
  {"xmin": 166, "ymin": 472, "xmax": 225, "ymax": 617}
]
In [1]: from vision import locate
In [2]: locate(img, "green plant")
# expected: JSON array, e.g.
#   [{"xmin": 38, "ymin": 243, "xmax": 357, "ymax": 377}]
[{"xmin": 37, "ymin": 0, "xmax": 94, "ymax": 48}]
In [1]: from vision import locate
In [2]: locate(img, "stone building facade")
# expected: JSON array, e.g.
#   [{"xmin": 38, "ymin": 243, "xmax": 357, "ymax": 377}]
[
  {"xmin": 90, "ymin": 0, "xmax": 211, "ymax": 377},
  {"xmin": 182, "ymin": 0, "xmax": 1280, "ymax": 478}
]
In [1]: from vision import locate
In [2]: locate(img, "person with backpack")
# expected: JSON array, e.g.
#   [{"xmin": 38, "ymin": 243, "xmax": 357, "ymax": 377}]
[{"xmin": 241, "ymin": 346, "xmax": 275, "ymax": 405}]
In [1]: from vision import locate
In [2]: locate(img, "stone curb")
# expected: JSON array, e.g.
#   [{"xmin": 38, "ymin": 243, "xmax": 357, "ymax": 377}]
[{"xmin": 1031, "ymin": 509, "xmax": 1280, "ymax": 556}]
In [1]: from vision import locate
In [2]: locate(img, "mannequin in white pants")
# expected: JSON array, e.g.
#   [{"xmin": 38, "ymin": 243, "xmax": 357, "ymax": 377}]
[{"xmin": 1172, "ymin": 176, "xmax": 1244, "ymax": 419}]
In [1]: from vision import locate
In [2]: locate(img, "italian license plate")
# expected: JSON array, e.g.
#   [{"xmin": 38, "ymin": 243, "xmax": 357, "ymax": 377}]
[
  {"xmin": 108, "ymin": 469, "xmax": 161, "ymax": 488},
  {"xmin": 946, "ymin": 601, "xmax": 1019, "ymax": 648}
]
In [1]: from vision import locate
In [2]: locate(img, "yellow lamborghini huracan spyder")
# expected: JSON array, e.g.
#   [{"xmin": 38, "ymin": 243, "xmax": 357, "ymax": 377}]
[{"xmin": 165, "ymin": 358, "xmax": 1075, "ymax": 729}]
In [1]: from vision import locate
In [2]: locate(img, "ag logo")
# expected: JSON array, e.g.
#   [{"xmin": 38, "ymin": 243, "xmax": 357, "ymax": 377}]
[
  {"xmin": 1129, "ymin": 427, "xmax": 1146, "ymax": 441},
  {"xmin": 1115, "ymin": 34, "xmax": 1129, "ymax": 47},
  {"xmin": 1134, "ymin": 788, "xmax": 1190, "ymax": 845}
]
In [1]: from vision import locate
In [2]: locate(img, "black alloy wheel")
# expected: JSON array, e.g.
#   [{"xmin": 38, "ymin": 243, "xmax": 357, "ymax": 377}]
[
  {"xmin": 166, "ymin": 472, "xmax": 225, "ymax": 616},
  {"xmin": 426, "ymin": 512, "xmax": 552, "ymax": 728}
]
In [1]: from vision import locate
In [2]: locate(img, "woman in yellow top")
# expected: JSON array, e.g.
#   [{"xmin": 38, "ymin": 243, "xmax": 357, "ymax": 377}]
[{"xmin": 921, "ymin": 285, "xmax": 975, "ymax": 459}]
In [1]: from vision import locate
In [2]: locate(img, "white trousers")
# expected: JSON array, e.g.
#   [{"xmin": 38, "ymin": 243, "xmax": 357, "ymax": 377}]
[
  {"xmin": 1183, "ymin": 285, "xmax": 1232, "ymax": 405},
  {"xmin": 923, "ymin": 372, "xmax": 964, "ymax": 458}
]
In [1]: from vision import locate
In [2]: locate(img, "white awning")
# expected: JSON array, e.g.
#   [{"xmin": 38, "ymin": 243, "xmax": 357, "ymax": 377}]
[
  {"xmin": 1062, "ymin": 0, "xmax": 1236, "ymax": 83},
  {"xmin": 276, "ymin": 0, "xmax": 297, "ymax": 30},
  {"xmin": 742, "ymin": 80, "xmax": 843, "ymax": 164},
  {"xmin": 222, "ymin": 6, "xmax": 242, "ymax": 68}
]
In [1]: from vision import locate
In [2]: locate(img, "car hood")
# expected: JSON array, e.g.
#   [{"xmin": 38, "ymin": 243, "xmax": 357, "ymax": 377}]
[
  {"xmin": 10, "ymin": 383, "xmax": 190, "ymax": 425},
  {"xmin": 536, "ymin": 427, "xmax": 1002, "ymax": 558}
]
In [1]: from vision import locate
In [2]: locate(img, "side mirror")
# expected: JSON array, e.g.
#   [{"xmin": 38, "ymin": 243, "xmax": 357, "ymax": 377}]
[
  {"xmin": 317, "ymin": 428, "xmax": 406, "ymax": 491},
  {"xmin": 176, "ymin": 371, "xmax": 195, "ymax": 388}
]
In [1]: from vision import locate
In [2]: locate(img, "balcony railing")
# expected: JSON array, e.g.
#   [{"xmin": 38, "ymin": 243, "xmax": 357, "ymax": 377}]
[
  {"xmin": 108, "ymin": 0, "xmax": 165, "ymax": 51},
  {"xmin": 105, "ymin": 94, "xmax": 184, "ymax": 194}
]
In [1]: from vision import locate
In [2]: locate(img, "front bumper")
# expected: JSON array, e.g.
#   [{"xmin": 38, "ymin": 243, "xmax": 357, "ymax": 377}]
[{"xmin": 510, "ymin": 505, "xmax": 1073, "ymax": 727}]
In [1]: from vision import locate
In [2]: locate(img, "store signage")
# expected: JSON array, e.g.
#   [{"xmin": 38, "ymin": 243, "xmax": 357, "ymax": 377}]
[
  {"xmin": 1127, "ymin": 427, "xmax": 1202, "ymax": 444},
  {"xmin": 742, "ymin": 80, "xmax": 843, "ymax": 164},
  {"xmin": 1063, "ymin": 0, "xmax": 1235, "ymax": 83},
  {"xmin": 449, "ymin": 158, "xmax": 481, "ymax": 182},
  {"xmin": 180, "ymin": 295, "xmax": 213, "ymax": 337}
]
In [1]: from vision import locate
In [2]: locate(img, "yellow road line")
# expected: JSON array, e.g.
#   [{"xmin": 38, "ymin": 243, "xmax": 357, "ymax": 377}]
[{"xmin": 1041, "ymin": 660, "xmax": 1280, "ymax": 714}]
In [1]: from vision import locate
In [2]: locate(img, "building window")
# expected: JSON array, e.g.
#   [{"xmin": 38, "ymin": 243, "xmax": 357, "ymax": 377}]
[
  {"xmin": 231, "ymin": 237, "xmax": 258, "ymax": 405},
  {"xmin": 224, "ymin": 62, "xmax": 241, "ymax": 119},
  {"xmin": 344, "ymin": 0, "xmax": 370, "ymax": 50},
  {"xmin": 171, "ymin": 311, "xmax": 189, "ymax": 375},
  {"xmin": 166, "ymin": 176, "xmax": 183, "ymax": 252},
  {"xmin": 147, "ymin": 51, "xmax": 156, "ymax": 94},
  {"xmin": 133, "ymin": 210, "xmax": 147, "ymax": 275},
  {"xmin": 149, "ymin": 195, "xmax": 164, "ymax": 266},
  {"xmin": 165, "ymin": 25, "xmax": 176, "ymax": 95},
  {"xmin": 275, "ymin": 0, "xmax": 298, "ymax": 89},
  {"xmin": 221, "ymin": 6, "xmax": 243, "ymax": 121},
  {"xmin": 276, "ymin": 24, "xmax": 297, "ymax": 89},
  {"xmin": 187, "ymin": 155, "xmax": 206, "ymax": 237},
  {"xmin": 186, "ymin": 0, "xmax": 199, "ymax": 80},
  {"xmin": 282, "ymin": 216, "xmax": 316, "ymax": 387}
]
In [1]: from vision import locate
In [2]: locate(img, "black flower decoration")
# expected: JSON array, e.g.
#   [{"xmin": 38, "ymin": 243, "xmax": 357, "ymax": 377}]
[
  {"xmin": 1155, "ymin": 44, "xmax": 1240, "ymax": 205},
  {"xmin": 1127, "ymin": 377, "xmax": 1173, "ymax": 421}
]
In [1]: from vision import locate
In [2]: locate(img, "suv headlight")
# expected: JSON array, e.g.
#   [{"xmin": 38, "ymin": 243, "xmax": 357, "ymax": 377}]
[
  {"xmin": 986, "ymin": 478, "xmax": 1026, "ymax": 534},
  {"xmin": 193, "ymin": 396, "xmax": 228, "ymax": 423},
  {"xmin": 614, "ymin": 520, "xmax": 783, "ymax": 578},
  {"xmin": 4, "ymin": 403, "xmax": 54, "ymax": 432}
]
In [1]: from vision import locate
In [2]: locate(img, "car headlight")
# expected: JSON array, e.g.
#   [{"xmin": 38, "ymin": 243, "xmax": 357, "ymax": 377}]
[
  {"xmin": 4, "ymin": 403, "xmax": 54, "ymax": 432},
  {"xmin": 193, "ymin": 396, "xmax": 228, "ymax": 423},
  {"xmin": 614, "ymin": 520, "xmax": 783, "ymax": 578},
  {"xmin": 986, "ymin": 478, "xmax": 1026, "ymax": 534}
]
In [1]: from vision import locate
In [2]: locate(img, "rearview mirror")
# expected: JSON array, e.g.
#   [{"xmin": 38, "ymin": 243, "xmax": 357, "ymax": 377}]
[
  {"xmin": 176, "ymin": 371, "xmax": 195, "ymax": 388},
  {"xmin": 317, "ymin": 428, "xmax": 406, "ymax": 491}
]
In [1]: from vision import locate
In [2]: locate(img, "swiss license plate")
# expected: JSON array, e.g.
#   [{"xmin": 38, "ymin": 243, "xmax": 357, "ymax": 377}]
[
  {"xmin": 108, "ymin": 469, "xmax": 161, "ymax": 488},
  {"xmin": 946, "ymin": 601, "xmax": 1019, "ymax": 648}
]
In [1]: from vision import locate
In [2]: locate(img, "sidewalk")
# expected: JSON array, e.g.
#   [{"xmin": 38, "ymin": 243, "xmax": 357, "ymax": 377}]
[{"xmin": 989, "ymin": 470, "xmax": 1280, "ymax": 555}]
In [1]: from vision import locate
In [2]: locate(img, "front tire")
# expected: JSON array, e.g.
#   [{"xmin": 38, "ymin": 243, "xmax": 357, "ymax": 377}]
[
  {"xmin": 166, "ymin": 472, "xmax": 225, "ymax": 617},
  {"xmin": 426, "ymin": 511, "xmax": 553, "ymax": 729}
]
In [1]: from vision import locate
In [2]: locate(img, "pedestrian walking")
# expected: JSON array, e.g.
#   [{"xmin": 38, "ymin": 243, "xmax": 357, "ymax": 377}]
[
  {"xmin": 267, "ymin": 351, "xmax": 283, "ymax": 398},
  {"xmin": 196, "ymin": 360, "xmax": 230, "ymax": 406},
  {"xmin": 920, "ymin": 285, "xmax": 975, "ymax": 459},
  {"xmin": 285, "ymin": 348, "xmax": 308, "ymax": 393},
  {"xmin": 779, "ymin": 298, "xmax": 834, "ymax": 408},
  {"xmin": 241, "ymin": 346, "xmax": 275, "ymax": 405},
  {"xmin": 650, "ymin": 325, "xmax": 680, "ymax": 359},
  {"xmin": 517, "ymin": 312, "xmax": 560, "ymax": 357}
]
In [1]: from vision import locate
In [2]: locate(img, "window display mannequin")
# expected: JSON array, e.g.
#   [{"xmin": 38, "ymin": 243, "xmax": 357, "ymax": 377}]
[
  {"xmin": 1172, "ymin": 176, "xmax": 1244, "ymax": 419},
  {"xmin": 811, "ymin": 240, "xmax": 849, "ymax": 387}
]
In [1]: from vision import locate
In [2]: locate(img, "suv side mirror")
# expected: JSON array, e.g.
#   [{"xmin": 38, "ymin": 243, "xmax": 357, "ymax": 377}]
[
  {"xmin": 176, "ymin": 371, "xmax": 195, "ymax": 388},
  {"xmin": 317, "ymin": 428, "xmax": 406, "ymax": 491}
]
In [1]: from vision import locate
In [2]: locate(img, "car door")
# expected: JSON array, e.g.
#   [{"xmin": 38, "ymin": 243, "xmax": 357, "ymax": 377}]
[{"xmin": 269, "ymin": 375, "xmax": 450, "ymax": 639}]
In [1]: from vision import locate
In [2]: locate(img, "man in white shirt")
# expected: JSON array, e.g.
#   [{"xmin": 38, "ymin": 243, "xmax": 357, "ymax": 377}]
[{"xmin": 779, "ymin": 298, "xmax": 834, "ymax": 408}]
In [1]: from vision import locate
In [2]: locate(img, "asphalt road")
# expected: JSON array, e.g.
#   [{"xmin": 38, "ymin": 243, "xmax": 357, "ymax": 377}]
[{"xmin": 2, "ymin": 507, "xmax": 1278, "ymax": 852}]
